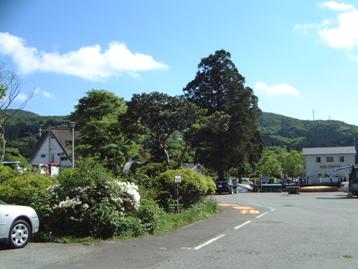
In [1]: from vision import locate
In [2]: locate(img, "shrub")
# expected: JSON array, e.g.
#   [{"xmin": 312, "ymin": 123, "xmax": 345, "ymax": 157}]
[
  {"xmin": 0, "ymin": 173, "xmax": 56, "ymax": 205},
  {"xmin": 0, "ymin": 166, "xmax": 17, "ymax": 183},
  {"xmin": 154, "ymin": 169, "xmax": 216, "ymax": 210},
  {"xmin": 137, "ymin": 199, "xmax": 164, "ymax": 234},
  {"xmin": 38, "ymin": 159, "xmax": 141, "ymax": 238}
]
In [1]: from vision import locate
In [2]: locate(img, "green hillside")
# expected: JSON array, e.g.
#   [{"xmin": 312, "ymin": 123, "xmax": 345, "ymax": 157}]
[
  {"xmin": 4, "ymin": 110, "xmax": 358, "ymax": 159},
  {"xmin": 5, "ymin": 110, "xmax": 68, "ymax": 158},
  {"xmin": 258, "ymin": 112, "xmax": 358, "ymax": 149}
]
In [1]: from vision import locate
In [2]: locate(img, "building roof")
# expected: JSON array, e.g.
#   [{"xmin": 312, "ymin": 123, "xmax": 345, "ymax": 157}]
[
  {"xmin": 31, "ymin": 128, "xmax": 80, "ymax": 161},
  {"xmin": 302, "ymin": 146, "xmax": 356, "ymax": 156}
]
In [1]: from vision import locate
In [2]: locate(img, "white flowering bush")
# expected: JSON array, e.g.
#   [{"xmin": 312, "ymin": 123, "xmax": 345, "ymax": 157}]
[{"xmin": 34, "ymin": 159, "xmax": 142, "ymax": 238}]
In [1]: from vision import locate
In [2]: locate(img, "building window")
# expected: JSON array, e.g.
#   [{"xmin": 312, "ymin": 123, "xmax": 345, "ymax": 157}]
[
  {"xmin": 41, "ymin": 154, "xmax": 46, "ymax": 158},
  {"xmin": 316, "ymin": 157, "xmax": 321, "ymax": 163},
  {"xmin": 60, "ymin": 157, "xmax": 68, "ymax": 161},
  {"xmin": 326, "ymin": 156, "xmax": 334, "ymax": 162},
  {"xmin": 339, "ymin": 156, "xmax": 345, "ymax": 162}
]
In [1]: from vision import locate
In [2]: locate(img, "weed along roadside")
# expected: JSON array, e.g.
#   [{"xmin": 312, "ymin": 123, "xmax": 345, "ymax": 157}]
[{"xmin": 0, "ymin": 159, "xmax": 219, "ymax": 244}]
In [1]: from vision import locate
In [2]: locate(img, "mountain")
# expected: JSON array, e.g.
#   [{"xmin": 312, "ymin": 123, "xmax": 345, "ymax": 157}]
[
  {"xmin": 4, "ymin": 110, "xmax": 68, "ymax": 158},
  {"xmin": 258, "ymin": 112, "xmax": 358, "ymax": 150},
  {"xmin": 4, "ymin": 110, "xmax": 358, "ymax": 158}
]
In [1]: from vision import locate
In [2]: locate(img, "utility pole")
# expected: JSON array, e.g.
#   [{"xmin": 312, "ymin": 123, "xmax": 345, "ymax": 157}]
[{"xmin": 70, "ymin": 122, "xmax": 76, "ymax": 168}]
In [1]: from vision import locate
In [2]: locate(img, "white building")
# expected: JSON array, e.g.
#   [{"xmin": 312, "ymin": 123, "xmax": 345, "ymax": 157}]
[
  {"xmin": 31, "ymin": 128, "xmax": 79, "ymax": 168},
  {"xmin": 303, "ymin": 146, "xmax": 356, "ymax": 184}
]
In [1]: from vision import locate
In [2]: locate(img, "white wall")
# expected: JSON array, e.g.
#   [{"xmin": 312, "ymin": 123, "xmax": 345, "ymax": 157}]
[
  {"xmin": 304, "ymin": 153, "xmax": 355, "ymax": 181},
  {"xmin": 31, "ymin": 134, "xmax": 72, "ymax": 167}
]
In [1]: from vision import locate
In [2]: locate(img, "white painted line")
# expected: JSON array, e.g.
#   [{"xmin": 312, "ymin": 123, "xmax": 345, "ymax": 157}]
[
  {"xmin": 234, "ymin": 220, "xmax": 252, "ymax": 230},
  {"xmin": 194, "ymin": 234, "xmax": 226, "ymax": 250},
  {"xmin": 256, "ymin": 212, "xmax": 269, "ymax": 219},
  {"xmin": 181, "ymin": 247, "xmax": 192, "ymax": 250}
]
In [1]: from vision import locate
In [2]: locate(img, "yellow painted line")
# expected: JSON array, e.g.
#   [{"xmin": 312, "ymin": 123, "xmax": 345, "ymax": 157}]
[
  {"xmin": 218, "ymin": 203, "xmax": 239, "ymax": 207},
  {"xmin": 219, "ymin": 203, "xmax": 260, "ymax": 214}
]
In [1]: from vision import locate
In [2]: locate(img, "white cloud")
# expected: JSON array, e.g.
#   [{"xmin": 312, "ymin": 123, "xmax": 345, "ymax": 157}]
[
  {"xmin": 34, "ymin": 87, "xmax": 54, "ymax": 99},
  {"xmin": 15, "ymin": 93, "xmax": 28, "ymax": 102},
  {"xmin": 42, "ymin": 90, "xmax": 53, "ymax": 99},
  {"xmin": 0, "ymin": 32, "xmax": 167, "ymax": 80},
  {"xmin": 294, "ymin": 20, "xmax": 331, "ymax": 32},
  {"xmin": 321, "ymin": 1, "xmax": 355, "ymax": 11},
  {"xmin": 319, "ymin": 8, "xmax": 358, "ymax": 49},
  {"xmin": 254, "ymin": 82, "xmax": 300, "ymax": 97},
  {"xmin": 295, "ymin": 1, "xmax": 358, "ymax": 61}
]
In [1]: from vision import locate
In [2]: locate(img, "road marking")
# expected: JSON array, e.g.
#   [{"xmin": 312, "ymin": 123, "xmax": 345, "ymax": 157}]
[
  {"xmin": 194, "ymin": 234, "xmax": 226, "ymax": 250},
  {"xmin": 256, "ymin": 212, "xmax": 269, "ymax": 219},
  {"xmin": 181, "ymin": 247, "xmax": 192, "ymax": 250},
  {"xmin": 234, "ymin": 220, "xmax": 252, "ymax": 230}
]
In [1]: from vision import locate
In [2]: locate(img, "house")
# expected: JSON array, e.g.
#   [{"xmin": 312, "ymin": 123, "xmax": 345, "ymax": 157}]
[
  {"xmin": 31, "ymin": 128, "xmax": 79, "ymax": 168},
  {"xmin": 302, "ymin": 146, "xmax": 356, "ymax": 184},
  {"xmin": 181, "ymin": 163, "xmax": 208, "ymax": 175}
]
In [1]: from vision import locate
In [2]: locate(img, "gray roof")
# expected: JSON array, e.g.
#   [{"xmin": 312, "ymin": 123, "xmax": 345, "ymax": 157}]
[
  {"xmin": 31, "ymin": 128, "xmax": 80, "ymax": 161},
  {"xmin": 303, "ymin": 146, "xmax": 356, "ymax": 155}
]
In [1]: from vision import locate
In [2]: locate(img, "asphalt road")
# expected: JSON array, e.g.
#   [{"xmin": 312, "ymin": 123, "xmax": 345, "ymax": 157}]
[{"xmin": 1, "ymin": 192, "xmax": 357, "ymax": 269}]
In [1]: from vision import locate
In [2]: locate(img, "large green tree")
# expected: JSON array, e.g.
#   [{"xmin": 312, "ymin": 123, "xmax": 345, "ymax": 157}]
[
  {"xmin": 70, "ymin": 89, "xmax": 139, "ymax": 175},
  {"xmin": 256, "ymin": 150, "xmax": 283, "ymax": 178},
  {"xmin": 125, "ymin": 92, "xmax": 201, "ymax": 164},
  {"xmin": 184, "ymin": 50, "xmax": 262, "ymax": 178}
]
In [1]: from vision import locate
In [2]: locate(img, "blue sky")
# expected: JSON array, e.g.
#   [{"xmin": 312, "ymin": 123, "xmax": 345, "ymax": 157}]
[{"xmin": 1, "ymin": 0, "xmax": 358, "ymax": 124}]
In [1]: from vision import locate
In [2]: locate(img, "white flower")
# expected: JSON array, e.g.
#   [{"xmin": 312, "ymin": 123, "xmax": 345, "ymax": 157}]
[{"xmin": 57, "ymin": 196, "xmax": 82, "ymax": 209}]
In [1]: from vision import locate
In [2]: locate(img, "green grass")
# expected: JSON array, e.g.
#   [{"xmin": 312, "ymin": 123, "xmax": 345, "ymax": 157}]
[
  {"xmin": 155, "ymin": 199, "xmax": 221, "ymax": 234},
  {"xmin": 34, "ymin": 199, "xmax": 220, "ymax": 244}
]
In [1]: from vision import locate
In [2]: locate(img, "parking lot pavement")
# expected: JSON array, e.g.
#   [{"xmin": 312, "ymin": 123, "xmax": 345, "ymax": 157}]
[
  {"xmin": 0, "ymin": 241, "xmax": 97, "ymax": 269},
  {"xmin": 4, "ymin": 192, "xmax": 356, "ymax": 269},
  {"xmin": 0, "ymin": 198, "xmax": 263, "ymax": 269}
]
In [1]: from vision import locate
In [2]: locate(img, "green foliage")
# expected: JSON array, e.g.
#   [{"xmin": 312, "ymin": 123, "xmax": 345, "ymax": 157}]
[
  {"xmin": 256, "ymin": 150, "xmax": 283, "ymax": 178},
  {"xmin": 70, "ymin": 89, "xmax": 140, "ymax": 175},
  {"xmin": 34, "ymin": 159, "xmax": 141, "ymax": 238},
  {"xmin": 157, "ymin": 199, "xmax": 219, "ymax": 234},
  {"xmin": 0, "ymin": 173, "xmax": 56, "ymax": 205},
  {"xmin": 5, "ymin": 109, "xmax": 67, "ymax": 158},
  {"xmin": 0, "ymin": 165, "xmax": 16, "ymax": 183},
  {"xmin": 137, "ymin": 199, "xmax": 164, "ymax": 234},
  {"xmin": 258, "ymin": 112, "xmax": 358, "ymax": 149},
  {"xmin": 184, "ymin": 50, "xmax": 262, "ymax": 178},
  {"xmin": 255, "ymin": 147, "xmax": 304, "ymax": 178},
  {"xmin": 125, "ymin": 92, "xmax": 202, "ymax": 164},
  {"xmin": 154, "ymin": 169, "xmax": 216, "ymax": 210}
]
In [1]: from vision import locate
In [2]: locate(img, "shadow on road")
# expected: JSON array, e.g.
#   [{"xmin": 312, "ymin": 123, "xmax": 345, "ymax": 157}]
[
  {"xmin": 0, "ymin": 243, "xmax": 11, "ymax": 251},
  {"xmin": 316, "ymin": 195, "xmax": 356, "ymax": 200}
]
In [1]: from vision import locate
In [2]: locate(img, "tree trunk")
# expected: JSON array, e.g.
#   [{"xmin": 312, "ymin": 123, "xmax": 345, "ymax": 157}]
[
  {"xmin": 0, "ymin": 125, "xmax": 6, "ymax": 163},
  {"xmin": 159, "ymin": 143, "xmax": 170, "ymax": 164},
  {"xmin": 218, "ymin": 170, "xmax": 225, "ymax": 180},
  {"xmin": 178, "ymin": 143, "xmax": 189, "ymax": 167}
]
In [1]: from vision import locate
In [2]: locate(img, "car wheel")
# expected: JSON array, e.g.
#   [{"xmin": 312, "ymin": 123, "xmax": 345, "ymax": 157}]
[{"xmin": 8, "ymin": 219, "xmax": 31, "ymax": 248}]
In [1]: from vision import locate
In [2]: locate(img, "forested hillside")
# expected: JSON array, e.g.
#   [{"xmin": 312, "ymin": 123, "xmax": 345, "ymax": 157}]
[
  {"xmin": 5, "ymin": 110, "xmax": 67, "ymax": 158},
  {"xmin": 5, "ymin": 110, "xmax": 358, "ymax": 159},
  {"xmin": 259, "ymin": 112, "xmax": 358, "ymax": 149}
]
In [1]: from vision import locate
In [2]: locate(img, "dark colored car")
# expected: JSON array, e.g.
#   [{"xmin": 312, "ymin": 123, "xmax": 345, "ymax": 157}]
[{"xmin": 216, "ymin": 179, "xmax": 235, "ymax": 194}]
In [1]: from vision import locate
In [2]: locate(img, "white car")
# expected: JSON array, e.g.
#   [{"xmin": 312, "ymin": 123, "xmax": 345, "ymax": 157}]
[{"xmin": 0, "ymin": 204, "xmax": 39, "ymax": 248}]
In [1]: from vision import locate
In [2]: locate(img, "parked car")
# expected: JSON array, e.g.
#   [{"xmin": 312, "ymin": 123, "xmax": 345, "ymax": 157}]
[
  {"xmin": 216, "ymin": 179, "xmax": 235, "ymax": 194},
  {"xmin": 0, "ymin": 203, "xmax": 39, "ymax": 248},
  {"xmin": 1, "ymin": 161, "xmax": 25, "ymax": 173},
  {"xmin": 239, "ymin": 178, "xmax": 258, "ymax": 192}
]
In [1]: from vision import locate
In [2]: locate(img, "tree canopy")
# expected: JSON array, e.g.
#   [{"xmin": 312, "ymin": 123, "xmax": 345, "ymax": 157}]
[
  {"xmin": 125, "ymin": 92, "xmax": 201, "ymax": 164},
  {"xmin": 70, "ymin": 89, "xmax": 139, "ymax": 175},
  {"xmin": 184, "ymin": 50, "xmax": 262, "ymax": 178}
]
